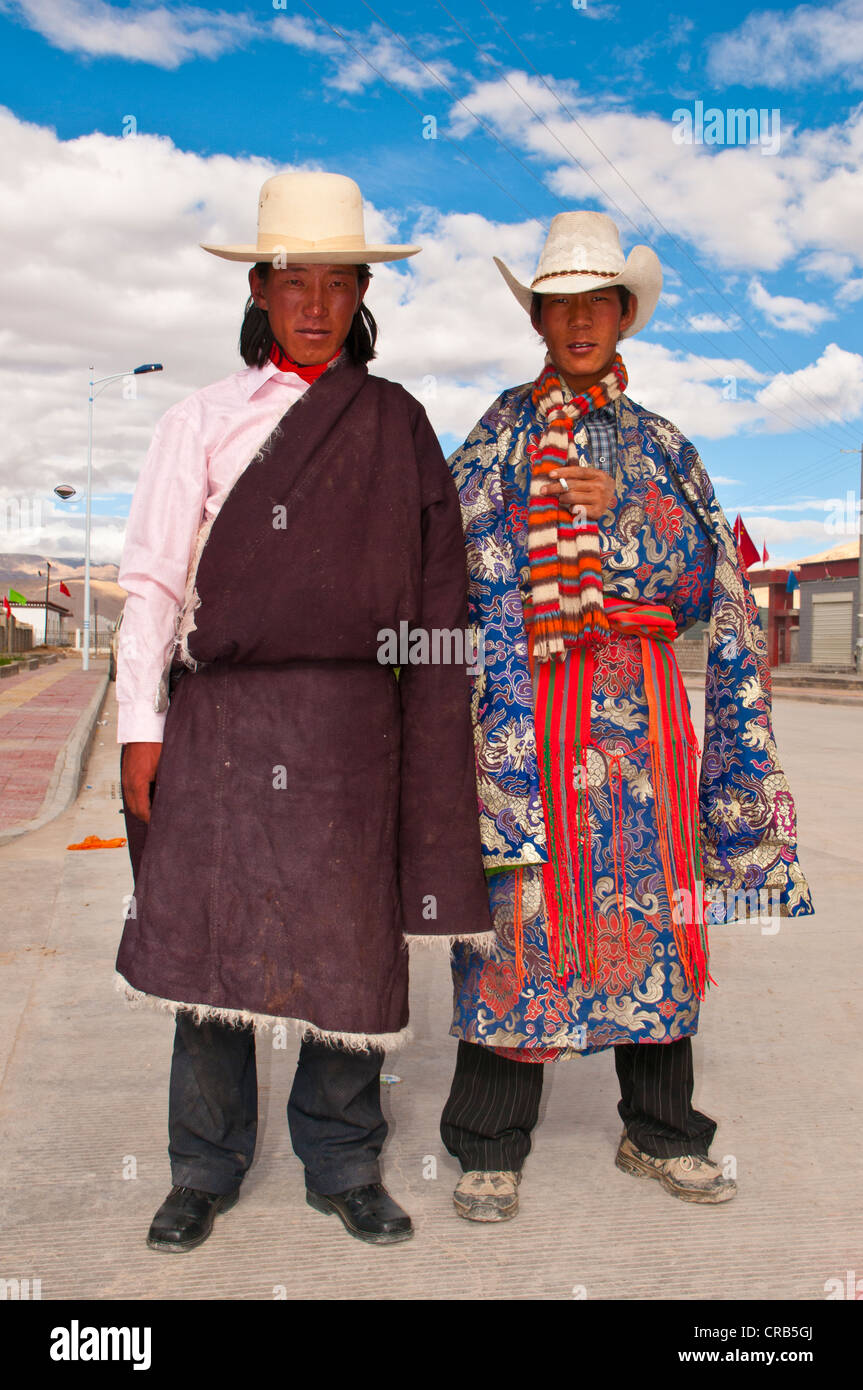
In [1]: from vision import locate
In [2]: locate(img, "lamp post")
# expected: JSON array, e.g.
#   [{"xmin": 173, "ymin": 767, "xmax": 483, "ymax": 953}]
[
  {"xmin": 43, "ymin": 559, "xmax": 51, "ymax": 645},
  {"xmin": 84, "ymin": 363, "xmax": 162, "ymax": 670}
]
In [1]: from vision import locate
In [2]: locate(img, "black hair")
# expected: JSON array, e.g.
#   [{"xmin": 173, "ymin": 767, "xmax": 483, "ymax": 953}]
[
  {"xmin": 530, "ymin": 283, "xmax": 632, "ymax": 327},
  {"xmin": 239, "ymin": 262, "xmax": 378, "ymax": 367}
]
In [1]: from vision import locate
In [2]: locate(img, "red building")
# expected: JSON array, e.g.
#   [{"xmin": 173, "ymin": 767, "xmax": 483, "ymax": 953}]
[{"xmin": 747, "ymin": 563, "xmax": 799, "ymax": 667}]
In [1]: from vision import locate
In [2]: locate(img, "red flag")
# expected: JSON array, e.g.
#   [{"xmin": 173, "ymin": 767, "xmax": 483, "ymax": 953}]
[
  {"xmin": 733, "ymin": 515, "xmax": 760, "ymax": 569},
  {"xmin": 762, "ymin": 542, "xmax": 769, "ymax": 564},
  {"xmin": 3, "ymin": 596, "xmax": 10, "ymax": 619},
  {"xmin": 59, "ymin": 580, "xmax": 71, "ymax": 597}
]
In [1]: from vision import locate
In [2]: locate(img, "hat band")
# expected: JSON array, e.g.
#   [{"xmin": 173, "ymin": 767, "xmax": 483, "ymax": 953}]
[
  {"xmin": 257, "ymin": 232, "xmax": 367, "ymax": 253},
  {"xmin": 531, "ymin": 268, "xmax": 620, "ymax": 287}
]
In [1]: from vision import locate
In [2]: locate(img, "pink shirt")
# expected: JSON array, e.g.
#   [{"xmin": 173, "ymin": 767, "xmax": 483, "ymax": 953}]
[{"xmin": 116, "ymin": 362, "xmax": 309, "ymax": 743}]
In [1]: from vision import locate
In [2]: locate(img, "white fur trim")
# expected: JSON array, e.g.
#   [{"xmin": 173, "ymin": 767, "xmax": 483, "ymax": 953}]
[
  {"xmin": 403, "ymin": 931, "xmax": 496, "ymax": 958},
  {"xmin": 114, "ymin": 974, "xmax": 410, "ymax": 1052}
]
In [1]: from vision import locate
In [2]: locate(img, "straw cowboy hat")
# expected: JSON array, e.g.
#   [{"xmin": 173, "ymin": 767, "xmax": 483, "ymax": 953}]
[
  {"xmin": 201, "ymin": 171, "xmax": 420, "ymax": 265},
  {"xmin": 494, "ymin": 211, "xmax": 662, "ymax": 337}
]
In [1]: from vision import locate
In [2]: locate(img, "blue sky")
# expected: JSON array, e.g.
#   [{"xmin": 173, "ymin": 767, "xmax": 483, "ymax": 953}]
[{"xmin": 0, "ymin": 0, "xmax": 861, "ymax": 566}]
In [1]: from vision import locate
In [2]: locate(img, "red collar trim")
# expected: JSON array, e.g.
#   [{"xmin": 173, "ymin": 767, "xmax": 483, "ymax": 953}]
[{"xmin": 268, "ymin": 340, "xmax": 339, "ymax": 384}]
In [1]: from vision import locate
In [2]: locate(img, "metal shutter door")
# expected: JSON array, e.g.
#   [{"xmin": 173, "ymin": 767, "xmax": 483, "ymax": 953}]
[{"xmin": 811, "ymin": 592, "xmax": 853, "ymax": 665}]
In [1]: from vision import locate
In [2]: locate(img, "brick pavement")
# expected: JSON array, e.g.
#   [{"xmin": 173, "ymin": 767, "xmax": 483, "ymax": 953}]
[{"xmin": 0, "ymin": 661, "xmax": 107, "ymax": 834}]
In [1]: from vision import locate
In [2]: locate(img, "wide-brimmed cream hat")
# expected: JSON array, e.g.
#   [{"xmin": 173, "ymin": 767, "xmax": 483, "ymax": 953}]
[
  {"xmin": 494, "ymin": 211, "xmax": 661, "ymax": 337},
  {"xmin": 201, "ymin": 171, "xmax": 420, "ymax": 265}
]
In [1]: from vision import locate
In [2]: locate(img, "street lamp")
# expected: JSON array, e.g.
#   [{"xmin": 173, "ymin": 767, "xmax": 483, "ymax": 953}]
[{"xmin": 83, "ymin": 362, "xmax": 163, "ymax": 670}]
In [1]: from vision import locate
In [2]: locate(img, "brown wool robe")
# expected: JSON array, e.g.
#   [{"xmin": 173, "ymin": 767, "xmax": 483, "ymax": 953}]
[{"xmin": 116, "ymin": 359, "xmax": 493, "ymax": 1047}]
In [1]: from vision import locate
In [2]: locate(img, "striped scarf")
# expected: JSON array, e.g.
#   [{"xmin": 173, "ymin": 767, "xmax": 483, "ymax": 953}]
[{"xmin": 526, "ymin": 353, "xmax": 628, "ymax": 660}]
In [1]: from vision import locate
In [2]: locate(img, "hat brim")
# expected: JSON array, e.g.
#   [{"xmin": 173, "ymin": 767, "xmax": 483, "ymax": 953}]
[
  {"xmin": 201, "ymin": 243, "xmax": 421, "ymax": 264},
  {"xmin": 494, "ymin": 247, "xmax": 662, "ymax": 338}
]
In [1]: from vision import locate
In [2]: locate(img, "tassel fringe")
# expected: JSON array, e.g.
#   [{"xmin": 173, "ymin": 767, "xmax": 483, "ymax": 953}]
[
  {"xmin": 531, "ymin": 599, "xmax": 711, "ymax": 999},
  {"xmin": 114, "ymin": 974, "xmax": 411, "ymax": 1052},
  {"xmin": 403, "ymin": 931, "xmax": 497, "ymax": 957}
]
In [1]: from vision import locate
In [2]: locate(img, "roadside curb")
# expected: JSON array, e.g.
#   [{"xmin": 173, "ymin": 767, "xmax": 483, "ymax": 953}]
[
  {"xmin": 684, "ymin": 677, "xmax": 862, "ymax": 708},
  {"xmin": 0, "ymin": 652, "xmax": 64, "ymax": 679},
  {"xmin": 0, "ymin": 670, "xmax": 110, "ymax": 848}
]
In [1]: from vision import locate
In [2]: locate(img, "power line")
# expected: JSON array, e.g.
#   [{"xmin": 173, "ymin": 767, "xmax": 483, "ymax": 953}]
[
  {"xmin": 299, "ymin": 0, "xmax": 543, "ymax": 228},
  {"xmin": 300, "ymin": 1, "xmax": 852, "ymax": 450},
  {"xmin": 471, "ymin": 0, "xmax": 862, "ymax": 450},
  {"xmin": 353, "ymin": 0, "xmax": 855, "ymax": 449},
  {"xmin": 358, "ymin": 0, "xmax": 858, "ymax": 449},
  {"xmin": 356, "ymin": 0, "xmax": 578, "ymax": 215},
  {"xmin": 741, "ymin": 446, "xmax": 847, "ymax": 509}
]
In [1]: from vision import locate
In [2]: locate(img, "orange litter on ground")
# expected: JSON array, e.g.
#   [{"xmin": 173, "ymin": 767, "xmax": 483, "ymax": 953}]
[{"xmin": 66, "ymin": 835, "xmax": 127, "ymax": 851}]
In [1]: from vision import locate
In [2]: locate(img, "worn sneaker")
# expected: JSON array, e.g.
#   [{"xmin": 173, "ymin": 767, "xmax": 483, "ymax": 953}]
[
  {"xmin": 453, "ymin": 1169, "xmax": 521, "ymax": 1222},
  {"xmin": 615, "ymin": 1136, "xmax": 737, "ymax": 1204}
]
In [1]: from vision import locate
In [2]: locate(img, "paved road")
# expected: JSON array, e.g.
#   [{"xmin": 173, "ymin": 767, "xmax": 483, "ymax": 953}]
[{"xmin": 0, "ymin": 684, "xmax": 860, "ymax": 1300}]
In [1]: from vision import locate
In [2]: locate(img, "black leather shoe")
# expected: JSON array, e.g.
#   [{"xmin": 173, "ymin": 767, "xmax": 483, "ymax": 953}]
[
  {"xmin": 146, "ymin": 1185, "xmax": 240, "ymax": 1253},
  {"xmin": 306, "ymin": 1182, "xmax": 414, "ymax": 1244}
]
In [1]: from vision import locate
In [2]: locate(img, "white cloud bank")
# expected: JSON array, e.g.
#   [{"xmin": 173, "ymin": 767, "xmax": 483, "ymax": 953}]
[
  {"xmin": 0, "ymin": 109, "xmax": 860, "ymax": 563},
  {"xmin": 747, "ymin": 279, "xmax": 833, "ymax": 334},
  {"xmin": 708, "ymin": 0, "xmax": 863, "ymax": 90},
  {"xmin": 2, "ymin": 0, "xmax": 256, "ymax": 68},
  {"xmin": 2, "ymin": 0, "xmax": 457, "ymax": 91},
  {"xmin": 443, "ymin": 70, "xmax": 863, "ymax": 282}
]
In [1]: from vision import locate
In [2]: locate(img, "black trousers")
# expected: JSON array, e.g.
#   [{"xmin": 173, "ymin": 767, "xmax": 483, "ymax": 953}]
[
  {"xmin": 441, "ymin": 1037, "xmax": 717, "ymax": 1171},
  {"xmin": 168, "ymin": 1014, "xmax": 387, "ymax": 1196}
]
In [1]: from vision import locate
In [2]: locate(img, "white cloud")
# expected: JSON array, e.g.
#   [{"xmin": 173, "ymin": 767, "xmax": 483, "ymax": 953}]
[
  {"xmin": 686, "ymin": 313, "xmax": 741, "ymax": 333},
  {"xmin": 747, "ymin": 279, "xmax": 833, "ymax": 334},
  {"xmin": 443, "ymin": 72, "xmax": 863, "ymax": 278},
  {"xmin": 0, "ymin": 110, "xmax": 541, "ymax": 561},
  {"xmin": 0, "ymin": 109, "xmax": 860, "ymax": 563},
  {"xmin": 2, "ymin": 2, "xmax": 456, "ymax": 92},
  {"xmin": 728, "ymin": 515, "xmax": 846, "ymax": 545},
  {"xmin": 619, "ymin": 339, "xmax": 766, "ymax": 440},
  {"xmin": 271, "ymin": 16, "xmax": 456, "ymax": 95},
  {"xmin": 3, "ymin": 0, "xmax": 256, "ymax": 68},
  {"xmin": 756, "ymin": 342, "xmax": 863, "ymax": 430},
  {"xmin": 708, "ymin": 0, "xmax": 863, "ymax": 90},
  {"xmin": 574, "ymin": 0, "xmax": 621, "ymax": 20},
  {"xmin": 800, "ymin": 250, "xmax": 855, "ymax": 281},
  {"xmin": 836, "ymin": 277, "xmax": 863, "ymax": 305},
  {"xmin": 739, "ymin": 497, "xmax": 844, "ymax": 512}
]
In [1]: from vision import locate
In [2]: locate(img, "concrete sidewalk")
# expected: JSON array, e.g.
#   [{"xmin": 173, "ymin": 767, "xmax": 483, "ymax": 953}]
[
  {"xmin": 0, "ymin": 657, "xmax": 108, "ymax": 844},
  {"xmin": 0, "ymin": 684, "xmax": 860, "ymax": 1301}
]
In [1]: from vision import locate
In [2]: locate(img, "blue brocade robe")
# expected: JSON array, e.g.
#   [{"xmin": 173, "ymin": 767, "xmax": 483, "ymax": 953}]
[{"xmin": 447, "ymin": 385, "xmax": 814, "ymax": 1055}]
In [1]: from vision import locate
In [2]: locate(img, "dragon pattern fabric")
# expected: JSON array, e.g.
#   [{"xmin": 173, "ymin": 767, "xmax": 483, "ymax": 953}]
[{"xmin": 447, "ymin": 384, "xmax": 814, "ymax": 1056}]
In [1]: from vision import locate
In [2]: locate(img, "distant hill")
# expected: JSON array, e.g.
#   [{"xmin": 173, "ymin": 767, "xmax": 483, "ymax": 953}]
[{"xmin": 0, "ymin": 553, "xmax": 125, "ymax": 626}]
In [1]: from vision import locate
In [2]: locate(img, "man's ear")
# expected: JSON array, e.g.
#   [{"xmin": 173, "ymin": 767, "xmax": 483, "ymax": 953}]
[
  {"xmin": 619, "ymin": 292, "xmax": 638, "ymax": 338},
  {"xmin": 249, "ymin": 266, "xmax": 268, "ymax": 311}
]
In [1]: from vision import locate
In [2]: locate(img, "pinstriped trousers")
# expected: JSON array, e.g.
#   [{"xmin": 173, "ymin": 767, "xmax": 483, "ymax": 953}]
[{"xmin": 440, "ymin": 1038, "xmax": 717, "ymax": 1172}]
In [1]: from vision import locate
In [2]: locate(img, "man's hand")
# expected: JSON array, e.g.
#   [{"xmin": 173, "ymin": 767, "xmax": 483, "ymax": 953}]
[
  {"xmin": 542, "ymin": 466, "xmax": 616, "ymax": 521},
  {"xmin": 122, "ymin": 741, "xmax": 162, "ymax": 824}
]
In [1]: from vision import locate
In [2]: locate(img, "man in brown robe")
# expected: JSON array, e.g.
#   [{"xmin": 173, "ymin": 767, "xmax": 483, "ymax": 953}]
[{"xmin": 116, "ymin": 172, "xmax": 491, "ymax": 1250}]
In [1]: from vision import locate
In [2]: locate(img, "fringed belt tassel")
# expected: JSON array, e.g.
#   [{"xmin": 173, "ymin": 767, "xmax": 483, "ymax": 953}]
[{"xmin": 528, "ymin": 596, "xmax": 711, "ymax": 1000}]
